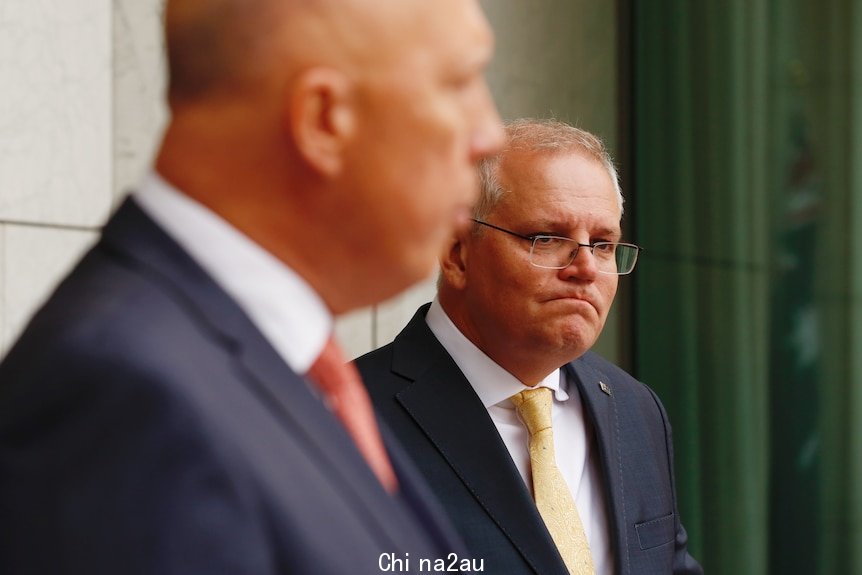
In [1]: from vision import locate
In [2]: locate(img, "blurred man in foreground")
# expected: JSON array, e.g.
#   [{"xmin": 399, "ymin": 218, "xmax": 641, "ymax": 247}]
[
  {"xmin": 357, "ymin": 120, "xmax": 702, "ymax": 575},
  {"xmin": 0, "ymin": 0, "xmax": 503, "ymax": 573}
]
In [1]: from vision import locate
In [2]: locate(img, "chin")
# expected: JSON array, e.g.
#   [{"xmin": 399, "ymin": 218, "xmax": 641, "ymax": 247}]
[{"xmin": 554, "ymin": 323, "xmax": 599, "ymax": 355}]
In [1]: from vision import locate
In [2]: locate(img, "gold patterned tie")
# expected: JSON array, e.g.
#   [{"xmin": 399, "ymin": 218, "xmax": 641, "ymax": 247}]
[{"xmin": 511, "ymin": 387, "xmax": 595, "ymax": 575}]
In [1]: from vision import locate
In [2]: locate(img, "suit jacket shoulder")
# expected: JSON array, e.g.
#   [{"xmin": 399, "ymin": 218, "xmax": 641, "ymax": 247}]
[
  {"xmin": 358, "ymin": 303, "xmax": 703, "ymax": 575},
  {"xmin": 0, "ymin": 201, "xmax": 462, "ymax": 575}
]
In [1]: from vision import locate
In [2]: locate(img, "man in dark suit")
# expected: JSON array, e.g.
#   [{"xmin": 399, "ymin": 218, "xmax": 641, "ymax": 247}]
[
  {"xmin": 356, "ymin": 120, "xmax": 703, "ymax": 575},
  {"xmin": 0, "ymin": 0, "xmax": 503, "ymax": 573}
]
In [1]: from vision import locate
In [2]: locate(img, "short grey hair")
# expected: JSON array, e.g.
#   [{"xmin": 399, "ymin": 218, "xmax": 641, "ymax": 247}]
[{"xmin": 475, "ymin": 119, "xmax": 624, "ymax": 222}]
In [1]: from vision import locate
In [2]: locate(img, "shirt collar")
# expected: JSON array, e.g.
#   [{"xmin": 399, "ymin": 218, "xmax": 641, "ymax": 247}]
[
  {"xmin": 133, "ymin": 171, "xmax": 332, "ymax": 373},
  {"xmin": 425, "ymin": 298, "xmax": 569, "ymax": 408}
]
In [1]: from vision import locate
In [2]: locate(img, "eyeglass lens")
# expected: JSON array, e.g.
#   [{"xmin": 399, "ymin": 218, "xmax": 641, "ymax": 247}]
[{"xmin": 529, "ymin": 237, "xmax": 638, "ymax": 274}]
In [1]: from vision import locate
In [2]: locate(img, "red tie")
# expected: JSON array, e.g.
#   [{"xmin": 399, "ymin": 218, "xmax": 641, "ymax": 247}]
[{"xmin": 306, "ymin": 335, "xmax": 398, "ymax": 494}]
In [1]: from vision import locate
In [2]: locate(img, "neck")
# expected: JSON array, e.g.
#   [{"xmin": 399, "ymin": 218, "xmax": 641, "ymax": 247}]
[
  {"xmin": 156, "ymin": 114, "xmax": 411, "ymax": 316},
  {"xmin": 437, "ymin": 291, "xmax": 563, "ymax": 386}
]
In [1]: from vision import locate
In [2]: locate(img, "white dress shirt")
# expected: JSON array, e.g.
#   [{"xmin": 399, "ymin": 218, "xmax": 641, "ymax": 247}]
[
  {"xmin": 426, "ymin": 298, "xmax": 614, "ymax": 575},
  {"xmin": 133, "ymin": 171, "xmax": 331, "ymax": 374}
]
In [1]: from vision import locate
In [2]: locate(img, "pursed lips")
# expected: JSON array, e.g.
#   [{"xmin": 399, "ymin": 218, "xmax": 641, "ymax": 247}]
[{"xmin": 546, "ymin": 293, "xmax": 599, "ymax": 314}]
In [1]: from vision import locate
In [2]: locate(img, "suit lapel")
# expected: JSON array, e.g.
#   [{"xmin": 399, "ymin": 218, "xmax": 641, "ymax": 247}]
[
  {"xmin": 380, "ymin": 421, "xmax": 467, "ymax": 554},
  {"xmin": 567, "ymin": 357, "xmax": 629, "ymax": 575},
  {"xmin": 99, "ymin": 198, "xmax": 426, "ymax": 553},
  {"xmin": 391, "ymin": 310, "xmax": 569, "ymax": 575}
]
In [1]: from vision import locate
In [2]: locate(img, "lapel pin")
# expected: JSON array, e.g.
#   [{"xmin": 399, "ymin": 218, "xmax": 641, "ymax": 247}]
[{"xmin": 599, "ymin": 381, "xmax": 612, "ymax": 396}]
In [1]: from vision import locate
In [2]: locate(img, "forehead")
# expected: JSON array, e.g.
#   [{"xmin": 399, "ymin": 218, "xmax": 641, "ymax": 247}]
[{"xmin": 494, "ymin": 150, "xmax": 621, "ymax": 230}]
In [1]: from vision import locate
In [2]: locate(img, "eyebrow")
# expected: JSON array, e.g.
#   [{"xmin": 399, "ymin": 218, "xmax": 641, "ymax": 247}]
[
  {"xmin": 593, "ymin": 226, "xmax": 622, "ymax": 239},
  {"xmin": 529, "ymin": 219, "xmax": 621, "ymax": 239}
]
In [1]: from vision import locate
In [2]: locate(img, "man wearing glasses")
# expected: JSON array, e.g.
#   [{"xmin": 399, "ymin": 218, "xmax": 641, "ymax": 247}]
[{"xmin": 356, "ymin": 120, "xmax": 702, "ymax": 575}]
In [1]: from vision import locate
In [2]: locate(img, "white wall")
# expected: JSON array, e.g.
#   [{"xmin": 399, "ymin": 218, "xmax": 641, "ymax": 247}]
[
  {"xmin": 0, "ymin": 0, "xmax": 618, "ymax": 361},
  {"xmin": 0, "ymin": 0, "xmax": 111, "ymax": 351}
]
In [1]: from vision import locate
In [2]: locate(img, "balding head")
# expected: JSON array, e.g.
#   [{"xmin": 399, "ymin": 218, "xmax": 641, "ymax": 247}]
[
  {"xmin": 164, "ymin": 0, "xmax": 276, "ymax": 103},
  {"xmin": 164, "ymin": 0, "xmax": 432, "ymax": 105},
  {"xmin": 157, "ymin": 0, "xmax": 503, "ymax": 314}
]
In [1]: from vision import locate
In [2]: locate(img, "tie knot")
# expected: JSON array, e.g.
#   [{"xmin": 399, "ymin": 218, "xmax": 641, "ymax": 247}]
[{"xmin": 510, "ymin": 386, "xmax": 553, "ymax": 435}]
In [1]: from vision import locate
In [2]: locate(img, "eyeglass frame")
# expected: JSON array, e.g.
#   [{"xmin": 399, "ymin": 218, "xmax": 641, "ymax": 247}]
[{"xmin": 470, "ymin": 218, "xmax": 641, "ymax": 275}]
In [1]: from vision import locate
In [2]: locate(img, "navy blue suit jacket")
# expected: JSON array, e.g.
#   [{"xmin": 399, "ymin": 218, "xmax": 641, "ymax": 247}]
[
  {"xmin": 355, "ymin": 304, "xmax": 703, "ymax": 575},
  {"xmin": 0, "ymin": 200, "xmax": 464, "ymax": 574}
]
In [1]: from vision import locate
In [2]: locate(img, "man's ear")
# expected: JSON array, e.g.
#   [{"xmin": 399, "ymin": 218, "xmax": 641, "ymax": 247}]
[
  {"xmin": 287, "ymin": 68, "xmax": 355, "ymax": 176},
  {"xmin": 439, "ymin": 232, "xmax": 470, "ymax": 290}
]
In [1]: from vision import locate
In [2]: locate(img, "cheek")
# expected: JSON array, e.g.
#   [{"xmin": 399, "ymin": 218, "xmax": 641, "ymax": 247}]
[
  {"xmin": 500, "ymin": 281, "xmax": 550, "ymax": 326},
  {"xmin": 468, "ymin": 260, "xmax": 521, "ymax": 307},
  {"xmin": 596, "ymin": 278, "xmax": 619, "ymax": 316},
  {"xmin": 397, "ymin": 132, "xmax": 475, "ymax": 224},
  {"xmin": 416, "ymin": 93, "xmax": 473, "ymax": 159}
]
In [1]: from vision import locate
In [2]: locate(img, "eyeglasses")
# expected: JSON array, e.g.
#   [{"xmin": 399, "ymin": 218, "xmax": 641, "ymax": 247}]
[{"xmin": 472, "ymin": 219, "xmax": 641, "ymax": 275}]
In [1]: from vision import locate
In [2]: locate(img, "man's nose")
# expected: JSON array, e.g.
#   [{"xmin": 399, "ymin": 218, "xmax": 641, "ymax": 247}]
[
  {"xmin": 469, "ymin": 83, "xmax": 505, "ymax": 163},
  {"xmin": 560, "ymin": 245, "xmax": 599, "ymax": 280}
]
